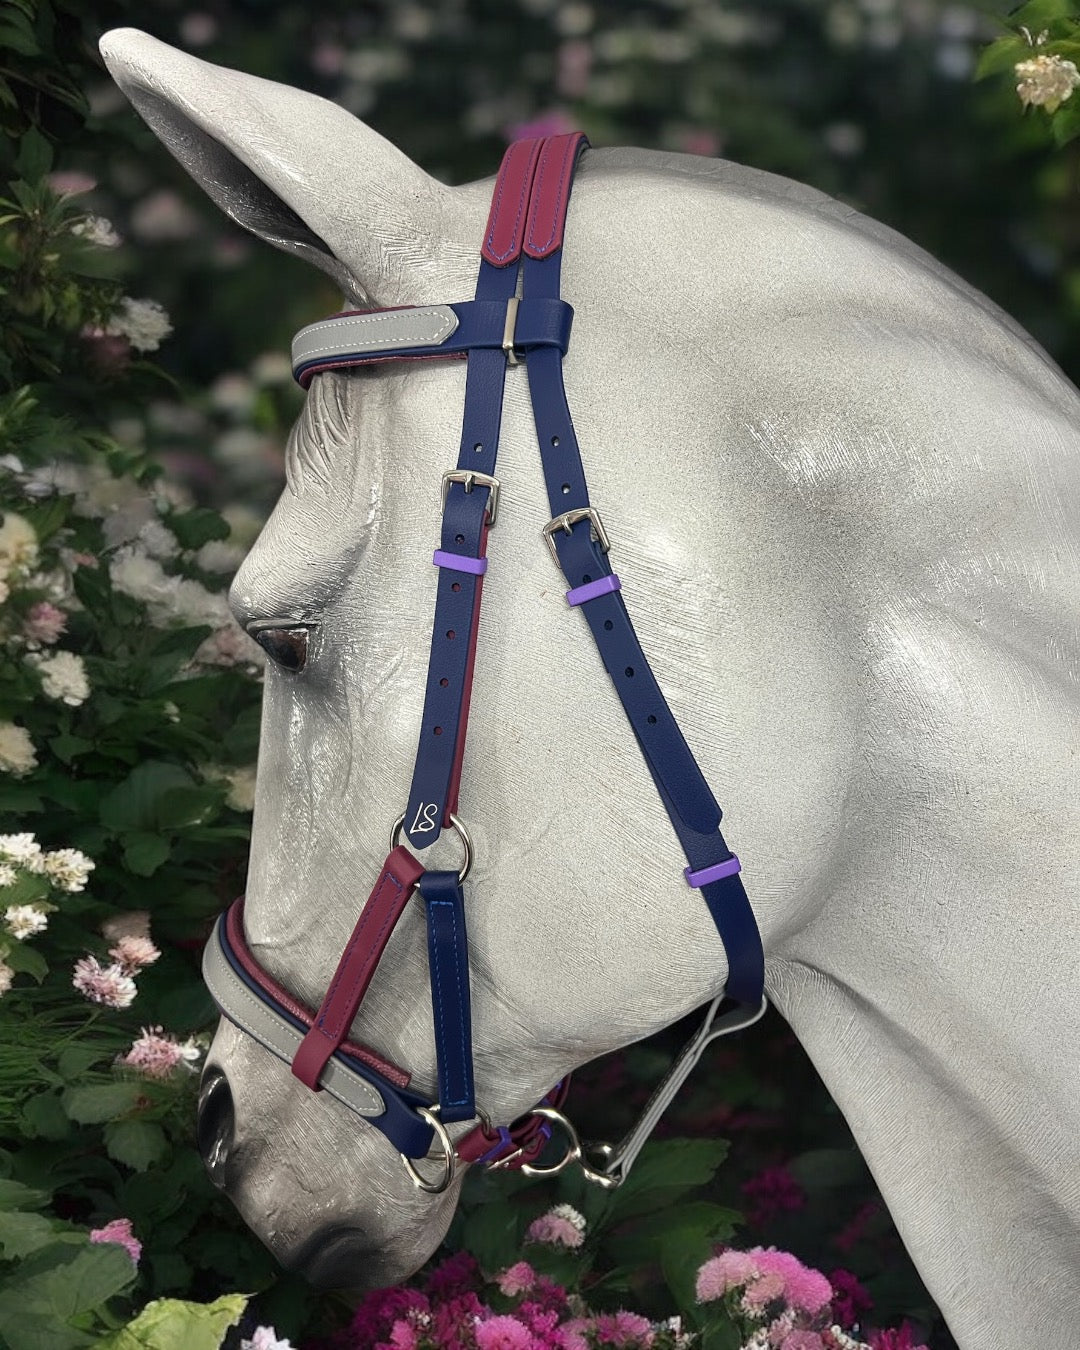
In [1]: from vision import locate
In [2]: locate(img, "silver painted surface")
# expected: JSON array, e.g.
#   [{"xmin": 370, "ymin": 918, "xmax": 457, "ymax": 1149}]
[
  {"xmin": 291, "ymin": 305, "xmax": 460, "ymax": 374},
  {"xmin": 102, "ymin": 28, "xmax": 1080, "ymax": 1344}
]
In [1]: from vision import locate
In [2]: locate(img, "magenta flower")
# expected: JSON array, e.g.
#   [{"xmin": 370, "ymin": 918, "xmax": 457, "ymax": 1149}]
[
  {"xmin": 829, "ymin": 1269, "xmax": 872, "ymax": 1325},
  {"xmin": 741, "ymin": 1165, "xmax": 807, "ymax": 1227},
  {"xmin": 89, "ymin": 1217, "xmax": 141, "ymax": 1265},
  {"xmin": 506, "ymin": 110, "xmax": 577, "ymax": 142},
  {"xmin": 591, "ymin": 1310, "xmax": 655, "ymax": 1346},
  {"xmin": 868, "ymin": 1325, "xmax": 929, "ymax": 1350},
  {"xmin": 426, "ymin": 1251, "xmax": 480, "ymax": 1301},
  {"xmin": 474, "ymin": 1315, "xmax": 536, "ymax": 1350}
]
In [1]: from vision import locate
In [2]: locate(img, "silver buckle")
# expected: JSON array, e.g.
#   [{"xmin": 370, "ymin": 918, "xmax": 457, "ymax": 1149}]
[
  {"xmin": 502, "ymin": 295, "xmax": 521, "ymax": 366},
  {"xmin": 542, "ymin": 506, "xmax": 611, "ymax": 568},
  {"xmin": 440, "ymin": 470, "xmax": 501, "ymax": 527}
]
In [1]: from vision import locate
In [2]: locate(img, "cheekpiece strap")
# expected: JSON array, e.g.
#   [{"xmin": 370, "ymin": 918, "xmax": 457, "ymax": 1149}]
[{"xmin": 418, "ymin": 870, "xmax": 475, "ymax": 1122}]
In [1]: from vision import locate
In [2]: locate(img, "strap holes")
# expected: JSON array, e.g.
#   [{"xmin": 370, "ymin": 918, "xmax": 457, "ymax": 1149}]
[
  {"xmin": 560, "ymin": 483, "xmax": 570, "ymax": 495},
  {"xmin": 474, "ymin": 442, "xmax": 483, "ymax": 453},
  {"xmin": 583, "ymin": 574, "xmax": 592, "ymax": 583},
  {"xmin": 603, "ymin": 619, "xmax": 613, "ymax": 631},
  {"xmin": 455, "ymin": 534, "xmax": 465, "ymax": 544},
  {"xmin": 434, "ymin": 726, "xmax": 443, "ymax": 736},
  {"xmin": 647, "ymin": 714, "xmax": 657, "ymax": 725},
  {"xmin": 625, "ymin": 666, "xmax": 635, "ymax": 677},
  {"xmin": 451, "ymin": 582, "xmax": 461, "ymax": 593},
  {"xmin": 440, "ymin": 678, "xmax": 449, "ymax": 687},
  {"xmin": 447, "ymin": 629, "xmax": 456, "ymax": 640},
  {"xmin": 551, "ymin": 435, "xmax": 560, "ymax": 447}
]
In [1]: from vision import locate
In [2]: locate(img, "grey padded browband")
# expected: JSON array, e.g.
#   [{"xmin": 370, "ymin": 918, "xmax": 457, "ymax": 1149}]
[
  {"xmin": 202, "ymin": 926, "xmax": 385, "ymax": 1118},
  {"xmin": 290, "ymin": 305, "xmax": 459, "ymax": 371}
]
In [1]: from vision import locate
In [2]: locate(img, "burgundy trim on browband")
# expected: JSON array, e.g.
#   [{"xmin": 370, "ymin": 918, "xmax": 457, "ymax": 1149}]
[
  {"xmin": 225, "ymin": 900, "xmax": 411, "ymax": 1090},
  {"xmin": 482, "ymin": 137, "xmax": 544, "ymax": 267},
  {"xmin": 291, "ymin": 846, "xmax": 426, "ymax": 1090}
]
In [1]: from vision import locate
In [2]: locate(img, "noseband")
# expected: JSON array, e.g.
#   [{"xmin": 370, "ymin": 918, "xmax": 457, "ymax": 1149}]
[{"xmin": 203, "ymin": 134, "xmax": 766, "ymax": 1194}]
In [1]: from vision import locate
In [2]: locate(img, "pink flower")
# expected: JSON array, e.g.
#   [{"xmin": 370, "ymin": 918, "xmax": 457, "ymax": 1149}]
[
  {"xmin": 119, "ymin": 1026, "xmax": 199, "ymax": 1079},
  {"xmin": 101, "ymin": 911, "xmax": 150, "ymax": 942},
  {"xmin": 780, "ymin": 1335, "xmax": 825, "ymax": 1350},
  {"xmin": 108, "ymin": 935, "xmax": 160, "ymax": 973},
  {"xmin": 47, "ymin": 170, "xmax": 96, "ymax": 195},
  {"xmin": 386, "ymin": 1321, "xmax": 418, "ymax": 1350},
  {"xmin": 474, "ymin": 1315, "xmax": 536, "ymax": 1350},
  {"xmin": 525, "ymin": 1205, "xmax": 585, "ymax": 1250},
  {"xmin": 554, "ymin": 1320, "xmax": 591, "ymax": 1350},
  {"xmin": 743, "ymin": 1272, "xmax": 785, "ymax": 1310},
  {"xmin": 497, "ymin": 1262, "xmax": 536, "ymax": 1297},
  {"xmin": 829, "ymin": 1270, "xmax": 872, "ymax": 1325},
  {"xmin": 23, "ymin": 602, "xmax": 66, "ymax": 646},
  {"xmin": 695, "ymin": 1249, "xmax": 760, "ymax": 1301},
  {"xmin": 90, "ymin": 1217, "xmax": 141, "ymax": 1264},
  {"xmin": 591, "ymin": 1310, "xmax": 655, "ymax": 1346},
  {"xmin": 752, "ymin": 1249, "xmax": 833, "ymax": 1315},
  {"xmin": 72, "ymin": 955, "xmax": 137, "ymax": 1008}
]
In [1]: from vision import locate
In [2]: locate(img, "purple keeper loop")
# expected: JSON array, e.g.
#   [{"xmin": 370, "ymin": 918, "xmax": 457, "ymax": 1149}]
[
  {"xmin": 566, "ymin": 573, "xmax": 621, "ymax": 606},
  {"xmin": 476, "ymin": 1125, "xmax": 514, "ymax": 1166},
  {"xmin": 684, "ymin": 854, "xmax": 742, "ymax": 889},
  {"xmin": 433, "ymin": 549, "xmax": 488, "ymax": 576}
]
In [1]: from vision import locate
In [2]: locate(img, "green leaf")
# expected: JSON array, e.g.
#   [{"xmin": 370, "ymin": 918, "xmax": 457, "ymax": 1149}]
[
  {"xmin": 95, "ymin": 1294, "xmax": 248, "ymax": 1350},
  {"xmin": 61, "ymin": 1082, "xmax": 144, "ymax": 1125},
  {"xmin": 974, "ymin": 35, "xmax": 1032, "ymax": 80},
  {"xmin": 99, "ymin": 763, "xmax": 196, "ymax": 832},
  {"xmin": 458, "ymin": 1198, "xmax": 522, "ymax": 1275},
  {"xmin": 57, "ymin": 1045, "xmax": 109, "ymax": 1080},
  {"xmin": 48, "ymin": 734, "xmax": 93, "ymax": 765},
  {"xmin": 5, "ymin": 941, "xmax": 48, "ymax": 982},
  {"xmin": 21, "ymin": 1093, "xmax": 72, "ymax": 1142},
  {"xmin": 168, "ymin": 509, "xmax": 230, "ymax": 551},
  {"xmin": 605, "ymin": 1138, "xmax": 730, "ymax": 1222},
  {"xmin": 787, "ymin": 1146, "xmax": 869, "ymax": 1190},
  {"xmin": 0, "ymin": 1207, "xmax": 57, "ymax": 1259},
  {"xmin": 122, "ymin": 832, "xmax": 171, "ymax": 877},
  {"xmin": 104, "ymin": 1121, "xmax": 169, "ymax": 1172},
  {"xmin": 0, "ymin": 1178, "xmax": 47, "ymax": 1210},
  {"xmin": 0, "ymin": 1241, "xmax": 135, "ymax": 1343}
]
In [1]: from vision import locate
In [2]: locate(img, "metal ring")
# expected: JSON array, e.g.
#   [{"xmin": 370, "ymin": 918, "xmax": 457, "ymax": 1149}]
[
  {"xmin": 519, "ymin": 1105, "xmax": 583, "ymax": 1178},
  {"xmin": 390, "ymin": 812, "xmax": 473, "ymax": 884},
  {"xmin": 400, "ymin": 1106, "xmax": 458, "ymax": 1194}
]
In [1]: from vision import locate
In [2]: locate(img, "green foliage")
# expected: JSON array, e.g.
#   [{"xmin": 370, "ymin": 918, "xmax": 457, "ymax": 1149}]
[{"xmin": 95, "ymin": 1295, "xmax": 248, "ymax": 1350}]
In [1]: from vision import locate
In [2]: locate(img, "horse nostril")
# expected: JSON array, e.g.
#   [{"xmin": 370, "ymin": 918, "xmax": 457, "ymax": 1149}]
[{"xmin": 197, "ymin": 1066, "xmax": 235, "ymax": 1188}]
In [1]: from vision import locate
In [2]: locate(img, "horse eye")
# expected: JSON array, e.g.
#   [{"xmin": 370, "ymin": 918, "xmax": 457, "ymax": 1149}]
[{"xmin": 249, "ymin": 625, "xmax": 310, "ymax": 671}]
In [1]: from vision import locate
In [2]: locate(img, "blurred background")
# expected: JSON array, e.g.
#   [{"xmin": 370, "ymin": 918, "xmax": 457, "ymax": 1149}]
[{"xmin": 17, "ymin": 0, "xmax": 1079, "ymax": 520}]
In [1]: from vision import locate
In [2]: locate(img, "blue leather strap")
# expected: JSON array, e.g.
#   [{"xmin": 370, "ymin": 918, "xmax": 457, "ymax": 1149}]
[
  {"xmin": 519, "ymin": 236, "xmax": 765, "ymax": 1005},
  {"xmin": 418, "ymin": 869, "xmax": 475, "ymax": 1122}
]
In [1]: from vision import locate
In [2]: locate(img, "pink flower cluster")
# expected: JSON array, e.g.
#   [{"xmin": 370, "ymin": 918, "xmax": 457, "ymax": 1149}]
[
  {"xmin": 89, "ymin": 1216, "xmax": 141, "ymax": 1265},
  {"xmin": 696, "ymin": 1247, "xmax": 833, "ymax": 1315},
  {"xmin": 71, "ymin": 933, "xmax": 160, "ymax": 1009},
  {"xmin": 118, "ymin": 1026, "xmax": 201, "ymax": 1079}
]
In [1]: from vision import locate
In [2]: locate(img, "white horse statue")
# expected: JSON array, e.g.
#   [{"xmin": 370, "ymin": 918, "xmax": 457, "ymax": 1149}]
[{"xmin": 102, "ymin": 29, "xmax": 1080, "ymax": 1349}]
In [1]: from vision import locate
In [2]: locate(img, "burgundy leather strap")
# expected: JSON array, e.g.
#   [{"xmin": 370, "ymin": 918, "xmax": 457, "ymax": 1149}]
[
  {"xmin": 456, "ymin": 1078, "xmax": 572, "ymax": 1166},
  {"xmin": 291, "ymin": 846, "xmax": 425, "ymax": 1090},
  {"xmin": 482, "ymin": 137, "xmax": 544, "ymax": 267},
  {"xmin": 524, "ymin": 132, "xmax": 588, "ymax": 260},
  {"xmin": 226, "ymin": 900, "xmax": 411, "ymax": 1089}
]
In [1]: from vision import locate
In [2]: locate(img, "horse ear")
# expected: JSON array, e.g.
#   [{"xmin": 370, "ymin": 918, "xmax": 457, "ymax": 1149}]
[{"xmin": 99, "ymin": 28, "xmax": 449, "ymax": 304}]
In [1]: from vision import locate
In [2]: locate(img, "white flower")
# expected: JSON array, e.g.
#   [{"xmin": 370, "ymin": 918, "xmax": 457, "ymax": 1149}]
[
  {"xmin": 0, "ymin": 579, "xmax": 9, "ymax": 603},
  {"xmin": 5, "ymin": 905, "xmax": 47, "ymax": 939},
  {"xmin": 105, "ymin": 297, "xmax": 173, "ymax": 353},
  {"xmin": 194, "ymin": 539, "xmax": 244, "ymax": 573},
  {"xmin": 0, "ymin": 864, "xmax": 17, "ymax": 887},
  {"xmin": 72, "ymin": 955, "xmax": 137, "ymax": 1008},
  {"xmin": 109, "ymin": 546, "xmax": 174, "ymax": 606},
  {"xmin": 43, "ymin": 848, "xmax": 95, "ymax": 893},
  {"xmin": 137, "ymin": 519, "xmax": 179, "ymax": 559},
  {"xmin": 209, "ymin": 372, "xmax": 256, "ymax": 416},
  {"xmin": 0, "ymin": 834, "xmax": 41, "ymax": 865},
  {"xmin": 225, "ymin": 765, "xmax": 257, "ymax": 812},
  {"xmin": 109, "ymin": 547, "xmax": 229, "ymax": 629},
  {"xmin": 241, "ymin": 1327, "xmax": 294, "ymax": 1350},
  {"xmin": 1015, "ymin": 53, "xmax": 1080, "ymax": 111},
  {"xmin": 27, "ymin": 650, "xmax": 90, "ymax": 706},
  {"xmin": 170, "ymin": 578, "xmax": 230, "ymax": 628},
  {"xmin": 70, "ymin": 215, "xmax": 121, "ymax": 248},
  {"xmin": 0, "ymin": 962, "xmax": 12, "ymax": 996},
  {"xmin": 0, "ymin": 511, "xmax": 39, "ymax": 579},
  {"xmin": 250, "ymin": 351, "xmax": 293, "ymax": 386},
  {"xmin": 0, "ymin": 722, "xmax": 38, "ymax": 777},
  {"xmin": 163, "ymin": 701, "xmax": 180, "ymax": 723},
  {"xmin": 194, "ymin": 621, "xmax": 262, "ymax": 667},
  {"xmin": 551, "ymin": 1203, "xmax": 587, "ymax": 1232}
]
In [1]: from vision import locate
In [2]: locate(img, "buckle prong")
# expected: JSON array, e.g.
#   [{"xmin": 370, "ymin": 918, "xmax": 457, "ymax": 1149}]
[
  {"xmin": 441, "ymin": 470, "xmax": 501, "ymax": 527},
  {"xmin": 542, "ymin": 507, "xmax": 611, "ymax": 568}
]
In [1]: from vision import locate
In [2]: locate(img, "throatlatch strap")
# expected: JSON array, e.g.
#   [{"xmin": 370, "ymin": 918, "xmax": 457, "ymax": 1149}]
[{"xmin": 418, "ymin": 870, "xmax": 475, "ymax": 1121}]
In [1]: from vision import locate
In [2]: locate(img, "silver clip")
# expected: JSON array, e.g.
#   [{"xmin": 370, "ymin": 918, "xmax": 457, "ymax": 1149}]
[
  {"xmin": 441, "ymin": 470, "xmax": 501, "ymax": 528},
  {"xmin": 541, "ymin": 506, "xmax": 611, "ymax": 568},
  {"xmin": 502, "ymin": 296, "xmax": 521, "ymax": 365}
]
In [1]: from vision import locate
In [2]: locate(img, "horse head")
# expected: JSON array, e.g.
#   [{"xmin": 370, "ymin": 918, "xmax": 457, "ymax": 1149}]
[{"xmin": 102, "ymin": 29, "xmax": 1080, "ymax": 1346}]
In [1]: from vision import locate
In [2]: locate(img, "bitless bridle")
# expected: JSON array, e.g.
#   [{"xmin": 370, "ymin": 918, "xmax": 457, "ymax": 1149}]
[{"xmin": 203, "ymin": 134, "xmax": 766, "ymax": 1195}]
